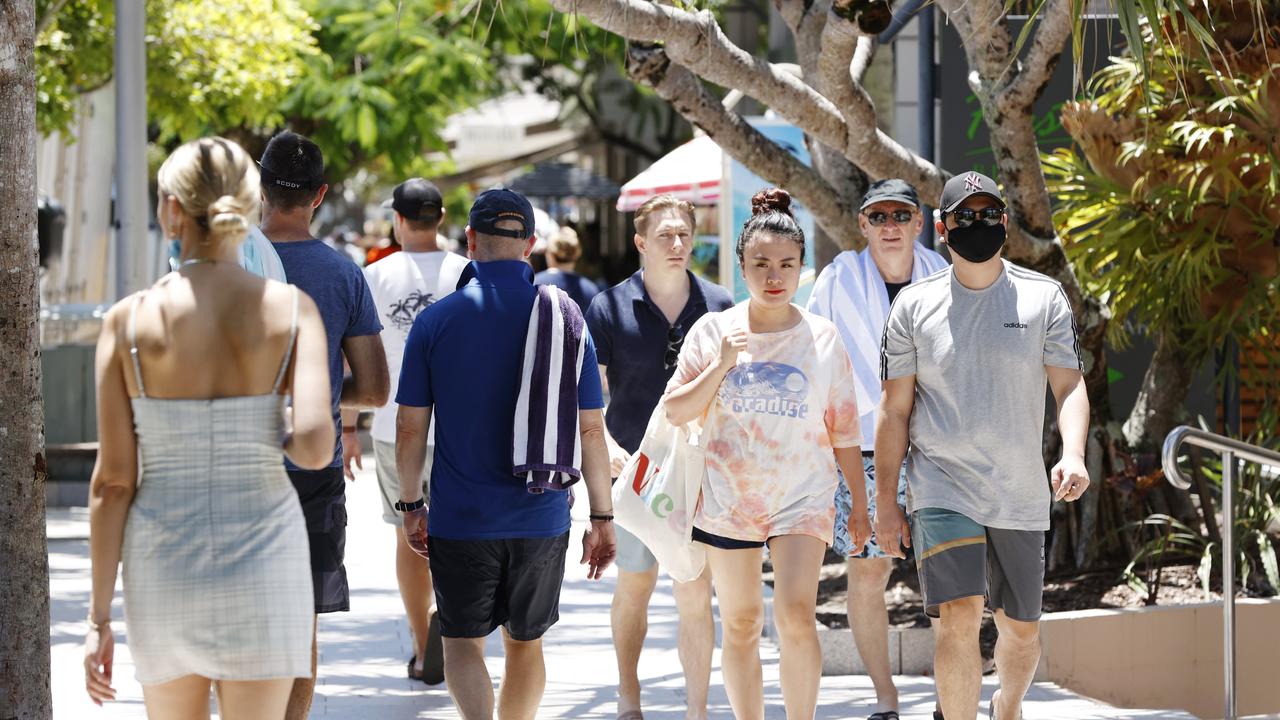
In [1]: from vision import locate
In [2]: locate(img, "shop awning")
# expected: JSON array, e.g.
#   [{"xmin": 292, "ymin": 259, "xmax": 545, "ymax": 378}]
[{"xmin": 617, "ymin": 135, "xmax": 722, "ymax": 212}]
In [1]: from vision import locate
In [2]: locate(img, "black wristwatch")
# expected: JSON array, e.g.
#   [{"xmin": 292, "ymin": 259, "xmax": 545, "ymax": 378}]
[{"xmin": 394, "ymin": 497, "xmax": 426, "ymax": 513}]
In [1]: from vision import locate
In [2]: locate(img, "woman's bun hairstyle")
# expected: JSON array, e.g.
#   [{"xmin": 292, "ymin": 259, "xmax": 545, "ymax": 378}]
[
  {"xmin": 207, "ymin": 194, "xmax": 251, "ymax": 245},
  {"xmin": 156, "ymin": 136, "xmax": 259, "ymax": 247},
  {"xmin": 736, "ymin": 187, "xmax": 805, "ymax": 265},
  {"xmin": 750, "ymin": 188, "xmax": 794, "ymax": 219}
]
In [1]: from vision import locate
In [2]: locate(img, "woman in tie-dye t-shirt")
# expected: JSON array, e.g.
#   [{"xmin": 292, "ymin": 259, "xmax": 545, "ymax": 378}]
[{"xmin": 665, "ymin": 188, "xmax": 870, "ymax": 720}]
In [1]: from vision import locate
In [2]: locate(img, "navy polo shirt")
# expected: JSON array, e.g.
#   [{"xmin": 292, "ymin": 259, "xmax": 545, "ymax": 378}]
[
  {"xmin": 396, "ymin": 260, "xmax": 604, "ymax": 540},
  {"xmin": 585, "ymin": 270, "xmax": 734, "ymax": 454}
]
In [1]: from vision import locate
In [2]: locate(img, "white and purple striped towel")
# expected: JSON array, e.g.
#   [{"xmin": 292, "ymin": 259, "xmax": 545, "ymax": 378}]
[{"xmin": 513, "ymin": 284, "xmax": 587, "ymax": 494}]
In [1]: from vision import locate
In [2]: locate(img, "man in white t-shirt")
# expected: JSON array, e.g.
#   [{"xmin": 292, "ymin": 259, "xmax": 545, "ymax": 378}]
[{"xmin": 358, "ymin": 177, "xmax": 468, "ymax": 685}]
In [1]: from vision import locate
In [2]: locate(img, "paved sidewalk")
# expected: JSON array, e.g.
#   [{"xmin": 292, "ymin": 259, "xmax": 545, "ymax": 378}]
[{"xmin": 49, "ymin": 457, "xmax": 1193, "ymax": 719}]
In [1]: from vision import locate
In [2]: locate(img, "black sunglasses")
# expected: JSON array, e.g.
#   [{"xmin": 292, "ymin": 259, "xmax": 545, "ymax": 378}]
[
  {"xmin": 945, "ymin": 206, "xmax": 1004, "ymax": 227},
  {"xmin": 664, "ymin": 325, "xmax": 685, "ymax": 370},
  {"xmin": 863, "ymin": 209, "xmax": 915, "ymax": 226}
]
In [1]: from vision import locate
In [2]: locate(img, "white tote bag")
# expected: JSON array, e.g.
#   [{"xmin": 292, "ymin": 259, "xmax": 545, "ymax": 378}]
[{"xmin": 612, "ymin": 401, "xmax": 709, "ymax": 582}]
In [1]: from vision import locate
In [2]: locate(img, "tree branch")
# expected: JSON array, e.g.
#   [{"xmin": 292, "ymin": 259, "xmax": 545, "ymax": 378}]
[
  {"xmin": 35, "ymin": 0, "xmax": 69, "ymax": 36},
  {"xmin": 624, "ymin": 43, "xmax": 860, "ymax": 249},
  {"xmin": 851, "ymin": 34, "xmax": 877, "ymax": 84},
  {"xmin": 999, "ymin": 0, "xmax": 1075, "ymax": 111},
  {"xmin": 818, "ymin": 7, "xmax": 945, "ymax": 199},
  {"xmin": 553, "ymin": 0, "xmax": 848, "ymax": 147},
  {"xmin": 937, "ymin": 0, "xmax": 1013, "ymax": 95}
]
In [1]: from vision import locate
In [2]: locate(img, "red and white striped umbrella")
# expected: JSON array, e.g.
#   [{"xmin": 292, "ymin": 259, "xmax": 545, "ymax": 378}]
[{"xmin": 616, "ymin": 135, "xmax": 721, "ymax": 212}]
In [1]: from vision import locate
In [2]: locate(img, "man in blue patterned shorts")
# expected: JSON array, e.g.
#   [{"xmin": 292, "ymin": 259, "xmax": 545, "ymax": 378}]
[{"xmin": 808, "ymin": 179, "xmax": 948, "ymax": 720}]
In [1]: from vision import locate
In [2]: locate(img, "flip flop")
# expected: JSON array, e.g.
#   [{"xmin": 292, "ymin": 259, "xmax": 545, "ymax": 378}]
[
  {"xmin": 421, "ymin": 611, "xmax": 445, "ymax": 686},
  {"xmin": 617, "ymin": 711, "xmax": 644, "ymax": 720},
  {"xmin": 406, "ymin": 654, "xmax": 423, "ymax": 681},
  {"xmin": 868, "ymin": 713, "xmax": 900, "ymax": 720}
]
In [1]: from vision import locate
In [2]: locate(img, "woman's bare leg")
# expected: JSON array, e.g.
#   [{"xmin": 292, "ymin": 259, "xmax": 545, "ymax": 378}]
[
  {"xmin": 768, "ymin": 535, "xmax": 826, "ymax": 720},
  {"xmin": 705, "ymin": 545, "xmax": 765, "ymax": 720}
]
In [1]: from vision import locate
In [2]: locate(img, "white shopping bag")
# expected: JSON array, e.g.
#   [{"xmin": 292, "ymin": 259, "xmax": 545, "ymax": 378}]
[{"xmin": 612, "ymin": 401, "xmax": 708, "ymax": 582}]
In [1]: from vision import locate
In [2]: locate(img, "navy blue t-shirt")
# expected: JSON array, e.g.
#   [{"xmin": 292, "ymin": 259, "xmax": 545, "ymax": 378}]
[
  {"xmin": 396, "ymin": 261, "xmax": 604, "ymax": 540},
  {"xmin": 534, "ymin": 269, "xmax": 600, "ymax": 314},
  {"xmin": 273, "ymin": 239, "xmax": 383, "ymax": 469},
  {"xmin": 585, "ymin": 270, "xmax": 734, "ymax": 454}
]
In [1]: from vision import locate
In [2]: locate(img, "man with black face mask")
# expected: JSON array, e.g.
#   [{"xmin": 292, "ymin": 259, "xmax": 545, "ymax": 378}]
[{"xmin": 872, "ymin": 171, "xmax": 1092, "ymax": 720}]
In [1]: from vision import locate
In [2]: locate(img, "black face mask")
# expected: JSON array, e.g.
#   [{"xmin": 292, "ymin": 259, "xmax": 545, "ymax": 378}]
[{"xmin": 945, "ymin": 222, "xmax": 1005, "ymax": 263}]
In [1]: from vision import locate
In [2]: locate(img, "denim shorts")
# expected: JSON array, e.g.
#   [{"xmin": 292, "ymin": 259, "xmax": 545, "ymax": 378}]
[{"xmin": 832, "ymin": 454, "xmax": 908, "ymax": 559}]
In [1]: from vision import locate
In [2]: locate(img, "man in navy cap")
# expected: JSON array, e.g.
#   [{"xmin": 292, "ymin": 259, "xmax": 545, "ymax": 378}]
[
  {"xmin": 874, "ymin": 171, "xmax": 1091, "ymax": 720},
  {"xmin": 393, "ymin": 188, "xmax": 618, "ymax": 719}
]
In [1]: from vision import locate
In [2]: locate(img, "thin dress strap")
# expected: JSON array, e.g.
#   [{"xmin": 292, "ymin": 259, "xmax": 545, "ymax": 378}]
[
  {"xmin": 271, "ymin": 286, "xmax": 300, "ymax": 395},
  {"xmin": 128, "ymin": 293, "xmax": 147, "ymax": 398}
]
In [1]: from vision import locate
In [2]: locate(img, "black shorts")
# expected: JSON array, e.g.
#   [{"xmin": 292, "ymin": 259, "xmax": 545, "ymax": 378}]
[
  {"xmin": 692, "ymin": 526, "xmax": 766, "ymax": 550},
  {"xmin": 287, "ymin": 466, "xmax": 349, "ymax": 614},
  {"xmin": 428, "ymin": 533, "xmax": 570, "ymax": 641}
]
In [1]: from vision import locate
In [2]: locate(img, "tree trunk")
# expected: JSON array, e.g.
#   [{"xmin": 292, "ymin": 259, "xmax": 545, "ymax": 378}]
[
  {"xmin": 1123, "ymin": 327, "xmax": 1199, "ymax": 450},
  {"xmin": 0, "ymin": 2, "xmax": 53, "ymax": 718}
]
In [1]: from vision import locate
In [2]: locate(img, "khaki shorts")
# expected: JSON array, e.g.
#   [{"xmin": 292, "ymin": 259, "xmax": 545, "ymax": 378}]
[{"xmin": 373, "ymin": 439, "xmax": 431, "ymax": 525}]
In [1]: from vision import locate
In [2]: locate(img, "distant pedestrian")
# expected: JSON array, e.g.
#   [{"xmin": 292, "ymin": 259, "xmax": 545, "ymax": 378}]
[
  {"xmin": 585, "ymin": 194, "xmax": 733, "ymax": 720},
  {"xmin": 394, "ymin": 187, "xmax": 617, "ymax": 720},
  {"xmin": 807, "ymin": 178, "xmax": 948, "ymax": 720},
  {"xmin": 84, "ymin": 137, "xmax": 334, "ymax": 718},
  {"xmin": 664, "ymin": 188, "xmax": 867, "ymax": 720},
  {"xmin": 361, "ymin": 177, "xmax": 468, "ymax": 686},
  {"xmin": 874, "ymin": 171, "xmax": 1090, "ymax": 720},
  {"xmin": 535, "ymin": 226, "xmax": 601, "ymax": 313},
  {"xmin": 258, "ymin": 130, "xmax": 391, "ymax": 720}
]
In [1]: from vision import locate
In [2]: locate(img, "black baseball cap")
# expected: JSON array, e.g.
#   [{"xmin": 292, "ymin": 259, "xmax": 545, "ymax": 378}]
[
  {"xmin": 259, "ymin": 131, "xmax": 325, "ymax": 191},
  {"xmin": 468, "ymin": 187, "xmax": 535, "ymax": 240},
  {"xmin": 860, "ymin": 178, "xmax": 920, "ymax": 211},
  {"xmin": 383, "ymin": 178, "xmax": 443, "ymax": 222},
  {"xmin": 940, "ymin": 171, "xmax": 1004, "ymax": 212}
]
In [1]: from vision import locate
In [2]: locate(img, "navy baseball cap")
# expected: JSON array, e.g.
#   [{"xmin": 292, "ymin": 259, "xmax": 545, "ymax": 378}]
[
  {"xmin": 860, "ymin": 178, "xmax": 920, "ymax": 211},
  {"xmin": 940, "ymin": 171, "xmax": 1004, "ymax": 212},
  {"xmin": 383, "ymin": 178, "xmax": 443, "ymax": 221},
  {"xmin": 468, "ymin": 187, "xmax": 535, "ymax": 239}
]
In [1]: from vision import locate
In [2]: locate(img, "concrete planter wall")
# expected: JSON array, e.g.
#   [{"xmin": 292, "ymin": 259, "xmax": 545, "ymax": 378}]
[{"xmin": 1038, "ymin": 598, "xmax": 1280, "ymax": 719}]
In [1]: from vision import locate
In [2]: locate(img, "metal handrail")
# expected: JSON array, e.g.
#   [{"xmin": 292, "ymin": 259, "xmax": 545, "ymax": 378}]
[{"xmin": 1162, "ymin": 426, "xmax": 1280, "ymax": 720}]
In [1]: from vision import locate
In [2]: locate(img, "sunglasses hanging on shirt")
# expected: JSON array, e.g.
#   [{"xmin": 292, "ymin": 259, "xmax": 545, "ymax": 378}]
[{"xmin": 664, "ymin": 325, "xmax": 685, "ymax": 371}]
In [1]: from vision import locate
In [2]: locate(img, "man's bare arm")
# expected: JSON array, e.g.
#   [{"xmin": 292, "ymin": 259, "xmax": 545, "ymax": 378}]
[{"xmin": 341, "ymin": 333, "xmax": 390, "ymax": 409}]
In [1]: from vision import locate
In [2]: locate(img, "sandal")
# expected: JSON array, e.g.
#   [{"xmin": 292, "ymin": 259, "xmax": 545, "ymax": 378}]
[
  {"xmin": 406, "ymin": 654, "xmax": 423, "ymax": 681},
  {"xmin": 934, "ymin": 711, "xmax": 946, "ymax": 720},
  {"xmin": 868, "ymin": 713, "xmax": 900, "ymax": 720},
  {"xmin": 617, "ymin": 712, "xmax": 644, "ymax": 720}
]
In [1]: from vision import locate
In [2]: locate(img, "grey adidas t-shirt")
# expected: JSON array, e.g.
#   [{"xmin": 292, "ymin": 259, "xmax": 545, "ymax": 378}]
[{"xmin": 880, "ymin": 260, "xmax": 1081, "ymax": 531}]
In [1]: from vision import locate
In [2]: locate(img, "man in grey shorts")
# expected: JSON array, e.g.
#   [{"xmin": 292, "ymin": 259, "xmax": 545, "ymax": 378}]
[
  {"xmin": 585, "ymin": 195, "xmax": 733, "ymax": 719},
  {"xmin": 873, "ymin": 171, "xmax": 1092, "ymax": 720},
  {"xmin": 358, "ymin": 177, "xmax": 468, "ymax": 685}
]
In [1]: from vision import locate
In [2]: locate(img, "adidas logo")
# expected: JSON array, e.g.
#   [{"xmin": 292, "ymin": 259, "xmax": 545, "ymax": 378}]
[{"xmin": 1003, "ymin": 322, "xmax": 1028, "ymax": 329}]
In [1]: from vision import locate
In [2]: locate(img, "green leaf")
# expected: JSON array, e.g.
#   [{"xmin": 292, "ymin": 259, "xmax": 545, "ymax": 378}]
[
  {"xmin": 356, "ymin": 104, "xmax": 377, "ymax": 148},
  {"xmin": 1199, "ymin": 543, "xmax": 1215, "ymax": 598}
]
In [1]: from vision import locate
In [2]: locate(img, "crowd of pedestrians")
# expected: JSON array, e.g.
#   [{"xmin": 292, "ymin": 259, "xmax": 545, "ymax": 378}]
[{"xmin": 84, "ymin": 130, "xmax": 1090, "ymax": 720}]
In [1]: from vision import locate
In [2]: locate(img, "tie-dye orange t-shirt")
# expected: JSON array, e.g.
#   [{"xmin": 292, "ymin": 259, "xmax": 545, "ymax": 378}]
[{"xmin": 666, "ymin": 303, "xmax": 862, "ymax": 544}]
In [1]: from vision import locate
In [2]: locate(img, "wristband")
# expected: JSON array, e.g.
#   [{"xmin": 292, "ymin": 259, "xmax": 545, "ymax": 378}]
[
  {"xmin": 589, "ymin": 513, "xmax": 614, "ymax": 522},
  {"xmin": 342, "ymin": 427, "xmax": 357, "ymax": 434},
  {"xmin": 394, "ymin": 497, "xmax": 426, "ymax": 512}
]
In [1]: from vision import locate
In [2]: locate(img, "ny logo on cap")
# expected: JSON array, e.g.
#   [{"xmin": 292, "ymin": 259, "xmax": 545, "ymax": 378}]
[{"xmin": 964, "ymin": 173, "xmax": 983, "ymax": 192}]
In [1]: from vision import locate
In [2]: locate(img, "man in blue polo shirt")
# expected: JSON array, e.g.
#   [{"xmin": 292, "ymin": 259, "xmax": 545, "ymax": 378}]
[
  {"xmin": 394, "ymin": 188, "xmax": 618, "ymax": 720},
  {"xmin": 585, "ymin": 194, "xmax": 733, "ymax": 719}
]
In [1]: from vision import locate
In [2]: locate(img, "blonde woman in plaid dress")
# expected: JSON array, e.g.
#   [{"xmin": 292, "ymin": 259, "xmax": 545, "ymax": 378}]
[{"xmin": 84, "ymin": 137, "xmax": 334, "ymax": 719}]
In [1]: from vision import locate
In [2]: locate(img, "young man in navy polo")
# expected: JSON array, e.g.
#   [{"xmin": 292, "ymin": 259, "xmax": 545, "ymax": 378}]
[
  {"xmin": 585, "ymin": 194, "xmax": 733, "ymax": 719},
  {"xmin": 394, "ymin": 188, "xmax": 618, "ymax": 720}
]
